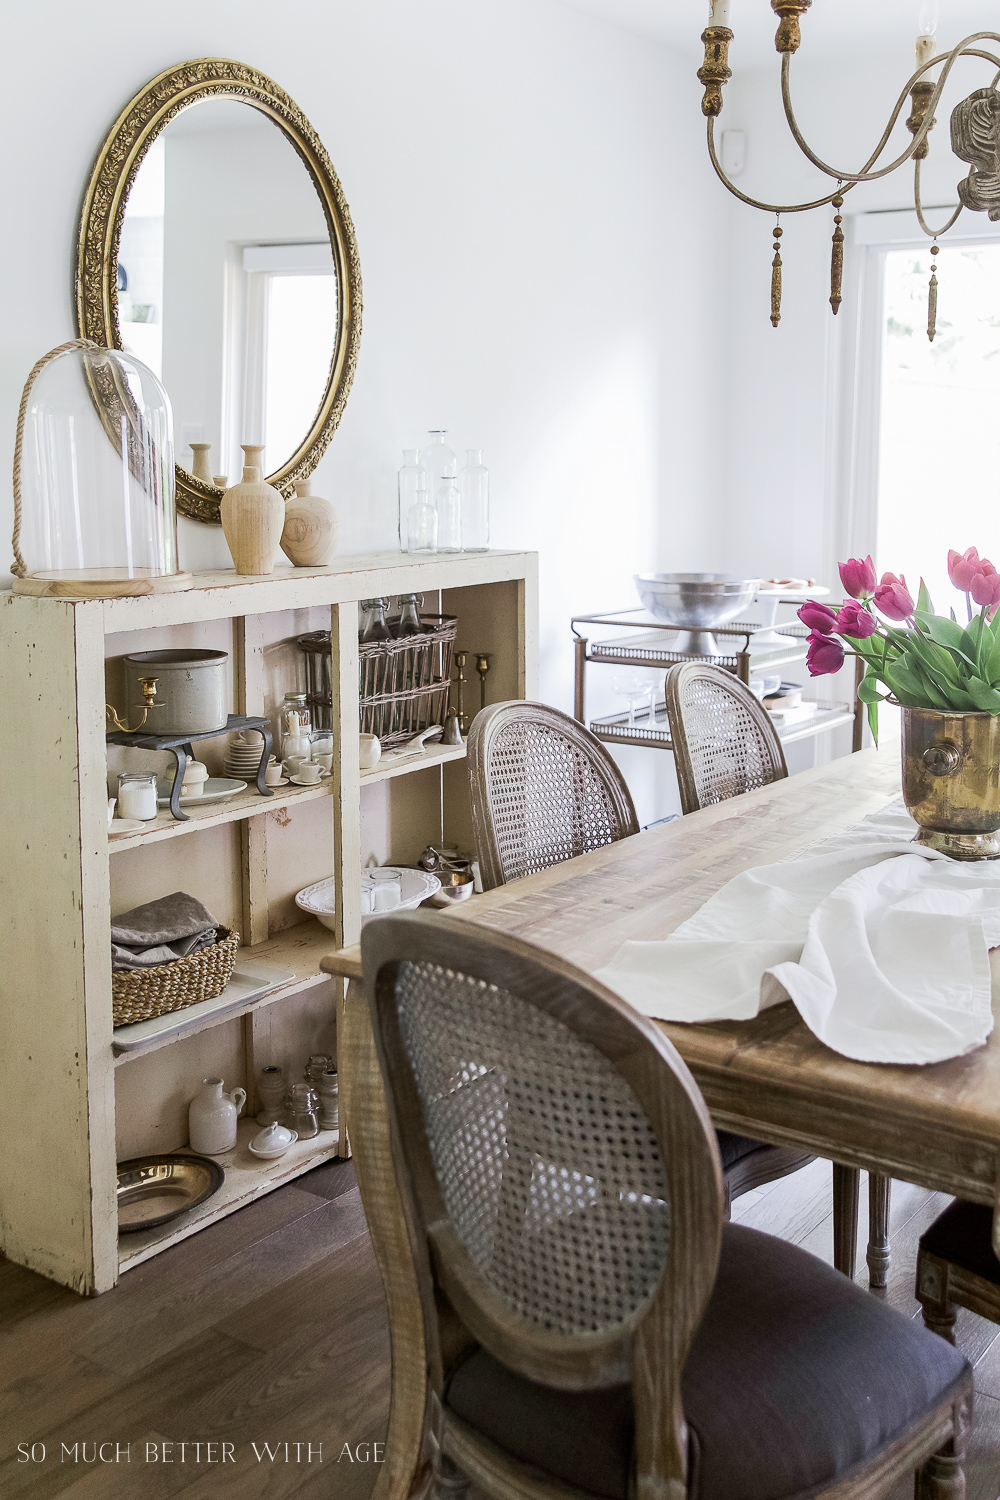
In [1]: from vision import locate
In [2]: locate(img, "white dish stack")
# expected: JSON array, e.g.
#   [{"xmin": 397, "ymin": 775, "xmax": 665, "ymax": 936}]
[{"xmin": 225, "ymin": 731, "xmax": 268, "ymax": 780}]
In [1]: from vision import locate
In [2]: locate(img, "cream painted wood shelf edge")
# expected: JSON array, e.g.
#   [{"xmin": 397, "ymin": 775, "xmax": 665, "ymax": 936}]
[{"xmin": 0, "ymin": 549, "xmax": 539, "ymax": 1295}]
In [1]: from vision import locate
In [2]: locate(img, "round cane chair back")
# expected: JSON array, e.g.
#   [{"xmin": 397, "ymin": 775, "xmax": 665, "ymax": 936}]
[
  {"xmin": 664, "ymin": 663, "xmax": 788, "ymax": 816},
  {"xmin": 468, "ymin": 702, "xmax": 639, "ymax": 892},
  {"xmin": 363, "ymin": 911, "xmax": 722, "ymax": 1392}
]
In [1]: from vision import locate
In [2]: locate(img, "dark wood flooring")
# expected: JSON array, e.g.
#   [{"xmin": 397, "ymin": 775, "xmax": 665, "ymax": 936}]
[{"xmin": 2, "ymin": 1158, "xmax": 1000, "ymax": 1499}]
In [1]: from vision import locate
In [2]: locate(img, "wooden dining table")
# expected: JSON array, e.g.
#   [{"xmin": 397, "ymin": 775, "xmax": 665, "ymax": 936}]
[{"xmin": 324, "ymin": 745, "xmax": 1000, "ymax": 1500}]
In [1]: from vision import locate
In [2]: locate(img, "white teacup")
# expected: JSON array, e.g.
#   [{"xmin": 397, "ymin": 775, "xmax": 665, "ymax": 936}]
[
  {"xmin": 360, "ymin": 733, "xmax": 381, "ymax": 770},
  {"xmin": 265, "ymin": 763, "xmax": 284, "ymax": 786},
  {"xmin": 296, "ymin": 761, "xmax": 323, "ymax": 784},
  {"xmin": 314, "ymin": 751, "xmax": 334, "ymax": 772},
  {"xmin": 283, "ymin": 755, "xmax": 306, "ymax": 778}
]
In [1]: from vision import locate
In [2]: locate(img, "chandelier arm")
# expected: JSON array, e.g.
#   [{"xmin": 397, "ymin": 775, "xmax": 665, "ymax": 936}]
[
  {"xmin": 706, "ymin": 118, "xmax": 853, "ymax": 212},
  {"xmin": 779, "ymin": 33, "xmax": 1000, "ymax": 185},
  {"xmin": 914, "ymin": 158, "xmax": 964, "ymax": 239}
]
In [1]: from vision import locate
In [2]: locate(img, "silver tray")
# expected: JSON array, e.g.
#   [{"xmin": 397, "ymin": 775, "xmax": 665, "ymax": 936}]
[{"xmin": 117, "ymin": 1153, "xmax": 224, "ymax": 1234}]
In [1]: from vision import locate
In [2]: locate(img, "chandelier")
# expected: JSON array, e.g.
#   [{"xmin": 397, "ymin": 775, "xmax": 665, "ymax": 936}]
[{"xmin": 698, "ymin": 1, "xmax": 1000, "ymax": 337}]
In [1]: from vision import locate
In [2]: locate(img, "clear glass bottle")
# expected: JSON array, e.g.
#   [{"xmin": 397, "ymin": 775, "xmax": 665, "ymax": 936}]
[
  {"xmin": 281, "ymin": 692, "xmax": 311, "ymax": 760},
  {"xmin": 359, "ymin": 598, "xmax": 391, "ymax": 642},
  {"xmin": 436, "ymin": 476, "xmax": 462, "ymax": 552},
  {"xmin": 406, "ymin": 490, "xmax": 437, "ymax": 553},
  {"xmin": 287, "ymin": 1082, "xmax": 319, "ymax": 1140},
  {"xmin": 397, "ymin": 450, "xmax": 428, "ymax": 552},
  {"xmin": 395, "ymin": 593, "xmax": 424, "ymax": 637},
  {"xmin": 459, "ymin": 450, "xmax": 490, "ymax": 551},
  {"xmin": 420, "ymin": 430, "xmax": 457, "ymax": 499}
]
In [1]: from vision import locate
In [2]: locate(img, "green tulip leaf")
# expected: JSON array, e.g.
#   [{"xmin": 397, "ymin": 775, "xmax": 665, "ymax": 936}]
[
  {"xmin": 883, "ymin": 660, "xmax": 926, "ymax": 707},
  {"xmin": 905, "ymin": 632, "xmax": 963, "ymax": 687},
  {"xmin": 856, "ymin": 671, "xmax": 885, "ymax": 705},
  {"xmin": 966, "ymin": 677, "xmax": 1000, "ymax": 714},
  {"xmin": 913, "ymin": 611, "xmax": 976, "ymax": 665},
  {"xmin": 986, "ymin": 627, "xmax": 1000, "ymax": 686},
  {"xmin": 916, "ymin": 578, "xmax": 934, "ymax": 615},
  {"xmin": 867, "ymin": 698, "xmax": 880, "ymax": 746}
]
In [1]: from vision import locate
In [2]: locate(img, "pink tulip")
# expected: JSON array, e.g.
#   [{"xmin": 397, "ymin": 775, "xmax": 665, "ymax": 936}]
[
  {"xmin": 949, "ymin": 547, "xmax": 986, "ymax": 592},
  {"xmin": 970, "ymin": 570, "xmax": 1000, "ymax": 611},
  {"xmin": 873, "ymin": 572, "xmax": 914, "ymax": 622},
  {"xmin": 838, "ymin": 555, "xmax": 877, "ymax": 599},
  {"xmin": 797, "ymin": 600, "xmax": 838, "ymax": 635},
  {"xmin": 806, "ymin": 630, "xmax": 845, "ymax": 677},
  {"xmin": 834, "ymin": 601, "xmax": 878, "ymax": 639}
]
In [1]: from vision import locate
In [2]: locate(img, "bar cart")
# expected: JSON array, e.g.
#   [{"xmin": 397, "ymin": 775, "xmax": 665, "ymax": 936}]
[{"xmin": 572, "ymin": 607, "xmax": 863, "ymax": 755}]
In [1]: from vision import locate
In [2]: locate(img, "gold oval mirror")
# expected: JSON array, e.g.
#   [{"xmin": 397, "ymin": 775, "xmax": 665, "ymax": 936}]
[{"xmin": 76, "ymin": 58, "xmax": 361, "ymax": 525}]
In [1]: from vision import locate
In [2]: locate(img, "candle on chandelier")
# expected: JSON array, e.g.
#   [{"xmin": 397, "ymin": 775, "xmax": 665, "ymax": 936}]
[
  {"xmin": 709, "ymin": 0, "xmax": 731, "ymax": 28},
  {"xmin": 916, "ymin": 33, "xmax": 937, "ymax": 72},
  {"xmin": 916, "ymin": 0, "xmax": 938, "ymax": 73}
]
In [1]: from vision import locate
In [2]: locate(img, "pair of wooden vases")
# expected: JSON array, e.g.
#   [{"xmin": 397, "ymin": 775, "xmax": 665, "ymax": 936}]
[{"xmin": 220, "ymin": 444, "xmax": 340, "ymax": 575}]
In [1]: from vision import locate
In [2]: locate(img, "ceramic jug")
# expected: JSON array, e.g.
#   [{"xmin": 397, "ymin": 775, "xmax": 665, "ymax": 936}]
[
  {"xmin": 220, "ymin": 444, "xmax": 285, "ymax": 576},
  {"xmin": 189, "ymin": 1077, "xmax": 246, "ymax": 1155},
  {"xmin": 279, "ymin": 479, "xmax": 340, "ymax": 567}
]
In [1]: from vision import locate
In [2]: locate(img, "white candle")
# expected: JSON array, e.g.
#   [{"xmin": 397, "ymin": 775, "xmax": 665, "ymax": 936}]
[
  {"xmin": 916, "ymin": 33, "xmax": 937, "ymax": 72},
  {"xmin": 709, "ymin": 0, "xmax": 731, "ymax": 26},
  {"xmin": 117, "ymin": 777, "xmax": 157, "ymax": 820}
]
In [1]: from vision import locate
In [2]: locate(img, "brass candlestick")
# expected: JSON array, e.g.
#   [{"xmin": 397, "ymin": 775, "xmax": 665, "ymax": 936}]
[
  {"xmin": 106, "ymin": 676, "xmax": 160, "ymax": 733},
  {"xmin": 475, "ymin": 653, "xmax": 492, "ymax": 714},
  {"xmin": 453, "ymin": 651, "xmax": 469, "ymax": 734}
]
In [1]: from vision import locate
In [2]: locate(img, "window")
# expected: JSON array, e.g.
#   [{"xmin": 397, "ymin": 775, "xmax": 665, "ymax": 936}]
[{"xmin": 876, "ymin": 241, "xmax": 1000, "ymax": 610}]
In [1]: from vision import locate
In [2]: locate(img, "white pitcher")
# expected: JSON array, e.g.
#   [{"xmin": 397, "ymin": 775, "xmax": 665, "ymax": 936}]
[{"xmin": 188, "ymin": 1077, "xmax": 246, "ymax": 1155}]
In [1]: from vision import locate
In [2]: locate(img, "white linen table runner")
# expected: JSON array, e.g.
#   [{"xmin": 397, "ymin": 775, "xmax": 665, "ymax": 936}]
[{"xmin": 594, "ymin": 800, "xmax": 1000, "ymax": 1064}]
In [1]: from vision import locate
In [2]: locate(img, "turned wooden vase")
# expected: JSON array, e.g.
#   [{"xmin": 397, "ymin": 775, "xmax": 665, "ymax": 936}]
[
  {"xmin": 220, "ymin": 445, "xmax": 285, "ymax": 575},
  {"xmin": 280, "ymin": 479, "xmax": 340, "ymax": 567}
]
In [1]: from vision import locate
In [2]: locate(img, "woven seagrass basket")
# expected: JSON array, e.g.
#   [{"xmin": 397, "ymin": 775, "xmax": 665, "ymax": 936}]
[{"xmin": 111, "ymin": 927, "xmax": 241, "ymax": 1027}]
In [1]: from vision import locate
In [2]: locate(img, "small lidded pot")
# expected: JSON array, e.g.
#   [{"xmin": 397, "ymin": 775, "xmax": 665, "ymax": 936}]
[{"xmin": 181, "ymin": 761, "xmax": 210, "ymax": 797}]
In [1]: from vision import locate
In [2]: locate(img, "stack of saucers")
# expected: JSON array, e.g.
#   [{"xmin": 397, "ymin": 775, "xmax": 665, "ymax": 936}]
[{"xmin": 224, "ymin": 732, "xmax": 268, "ymax": 781}]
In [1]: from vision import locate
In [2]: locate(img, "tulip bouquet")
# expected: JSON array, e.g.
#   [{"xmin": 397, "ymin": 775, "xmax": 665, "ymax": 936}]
[{"xmin": 799, "ymin": 548, "xmax": 1000, "ymax": 743}]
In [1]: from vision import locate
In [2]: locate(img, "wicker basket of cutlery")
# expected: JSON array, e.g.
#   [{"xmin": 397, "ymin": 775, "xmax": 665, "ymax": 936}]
[
  {"xmin": 298, "ymin": 614, "xmax": 457, "ymax": 748},
  {"xmin": 111, "ymin": 927, "xmax": 241, "ymax": 1027}
]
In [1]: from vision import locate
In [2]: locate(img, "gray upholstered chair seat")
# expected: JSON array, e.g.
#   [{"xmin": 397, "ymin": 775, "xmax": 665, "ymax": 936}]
[{"xmin": 445, "ymin": 1223, "xmax": 969, "ymax": 1500}]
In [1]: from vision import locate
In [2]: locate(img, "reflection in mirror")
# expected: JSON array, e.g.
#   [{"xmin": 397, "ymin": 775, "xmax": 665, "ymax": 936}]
[{"xmin": 118, "ymin": 100, "xmax": 338, "ymax": 486}]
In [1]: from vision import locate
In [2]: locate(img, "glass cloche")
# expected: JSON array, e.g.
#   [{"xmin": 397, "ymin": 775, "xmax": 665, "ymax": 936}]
[{"xmin": 11, "ymin": 343, "xmax": 191, "ymax": 597}]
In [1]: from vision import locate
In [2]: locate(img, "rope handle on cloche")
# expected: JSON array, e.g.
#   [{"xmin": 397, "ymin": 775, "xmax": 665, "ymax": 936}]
[{"xmin": 11, "ymin": 338, "xmax": 99, "ymax": 578}]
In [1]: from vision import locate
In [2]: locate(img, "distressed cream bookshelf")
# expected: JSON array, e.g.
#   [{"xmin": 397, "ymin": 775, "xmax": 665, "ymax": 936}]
[{"xmin": 0, "ymin": 549, "xmax": 538, "ymax": 1294}]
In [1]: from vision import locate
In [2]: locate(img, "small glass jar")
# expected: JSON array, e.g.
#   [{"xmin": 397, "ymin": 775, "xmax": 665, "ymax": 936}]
[
  {"xmin": 360, "ymin": 870, "xmax": 375, "ymax": 915},
  {"xmin": 281, "ymin": 692, "xmax": 311, "ymax": 760},
  {"xmin": 436, "ymin": 477, "xmax": 462, "ymax": 552},
  {"xmin": 256, "ymin": 1065, "xmax": 285, "ymax": 1126},
  {"xmin": 287, "ymin": 1082, "xmax": 319, "ymax": 1139},
  {"xmin": 317, "ymin": 1068, "xmax": 339, "ymax": 1132},
  {"xmin": 370, "ymin": 868, "xmax": 403, "ymax": 912},
  {"xmin": 117, "ymin": 772, "xmax": 157, "ymax": 821},
  {"xmin": 308, "ymin": 730, "xmax": 334, "ymax": 772},
  {"xmin": 305, "ymin": 1053, "xmax": 334, "ymax": 1086}
]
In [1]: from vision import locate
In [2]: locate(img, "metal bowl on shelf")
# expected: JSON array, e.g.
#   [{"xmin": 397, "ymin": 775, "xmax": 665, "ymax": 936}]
[
  {"xmin": 428, "ymin": 869, "xmax": 476, "ymax": 906},
  {"xmin": 634, "ymin": 573, "xmax": 761, "ymax": 656},
  {"xmin": 117, "ymin": 1153, "xmax": 224, "ymax": 1234}
]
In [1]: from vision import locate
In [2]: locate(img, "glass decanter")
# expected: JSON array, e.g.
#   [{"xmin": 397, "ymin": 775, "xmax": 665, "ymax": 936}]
[
  {"xmin": 359, "ymin": 598, "xmax": 391, "ymax": 642},
  {"xmin": 420, "ymin": 430, "xmax": 457, "ymax": 500}
]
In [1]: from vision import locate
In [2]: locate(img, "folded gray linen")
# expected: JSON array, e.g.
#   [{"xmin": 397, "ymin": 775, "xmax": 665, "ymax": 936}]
[{"xmin": 112, "ymin": 891, "xmax": 221, "ymax": 971}]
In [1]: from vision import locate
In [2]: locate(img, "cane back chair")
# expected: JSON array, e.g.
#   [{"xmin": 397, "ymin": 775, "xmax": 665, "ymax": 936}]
[
  {"xmin": 467, "ymin": 701, "xmax": 639, "ymax": 892},
  {"xmin": 664, "ymin": 661, "xmax": 892, "ymax": 1287},
  {"xmin": 468, "ymin": 698, "xmax": 815, "ymax": 1225},
  {"xmin": 363, "ymin": 911, "xmax": 972, "ymax": 1500}
]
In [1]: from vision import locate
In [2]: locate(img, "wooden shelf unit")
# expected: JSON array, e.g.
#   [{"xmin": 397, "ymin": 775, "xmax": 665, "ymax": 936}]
[{"xmin": 0, "ymin": 550, "xmax": 537, "ymax": 1293}]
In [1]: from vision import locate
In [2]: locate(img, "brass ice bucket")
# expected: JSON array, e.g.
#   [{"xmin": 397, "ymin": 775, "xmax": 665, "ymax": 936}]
[{"xmin": 901, "ymin": 706, "xmax": 1000, "ymax": 860}]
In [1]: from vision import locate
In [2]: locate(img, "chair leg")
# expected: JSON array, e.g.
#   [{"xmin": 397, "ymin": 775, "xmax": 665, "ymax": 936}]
[
  {"xmin": 433, "ymin": 1455, "xmax": 470, "ymax": 1500},
  {"xmin": 917, "ymin": 1252, "xmax": 959, "ymax": 1345},
  {"xmin": 867, "ymin": 1172, "xmax": 891, "ymax": 1293},
  {"xmin": 832, "ymin": 1163, "xmax": 860, "ymax": 1279},
  {"xmin": 920, "ymin": 1298, "xmax": 959, "ymax": 1345},
  {"xmin": 914, "ymin": 1393, "xmax": 970, "ymax": 1499}
]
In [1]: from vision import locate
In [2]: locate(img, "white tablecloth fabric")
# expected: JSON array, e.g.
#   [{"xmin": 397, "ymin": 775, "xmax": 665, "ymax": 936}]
[{"xmin": 594, "ymin": 801, "xmax": 1000, "ymax": 1064}]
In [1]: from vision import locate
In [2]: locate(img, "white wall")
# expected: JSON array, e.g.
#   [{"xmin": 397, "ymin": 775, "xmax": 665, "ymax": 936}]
[{"xmin": 0, "ymin": 0, "xmax": 728, "ymax": 770}]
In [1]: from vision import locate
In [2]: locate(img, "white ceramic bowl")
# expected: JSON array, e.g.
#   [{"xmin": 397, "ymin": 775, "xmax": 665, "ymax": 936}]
[{"xmin": 296, "ymin": 868, "xmax": 442, "ymax": 931}]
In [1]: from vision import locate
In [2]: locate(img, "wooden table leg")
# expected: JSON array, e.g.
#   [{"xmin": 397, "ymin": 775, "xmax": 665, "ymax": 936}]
[
  {"xmin": 867, "ymin": 1172, "xmax": 892, "ymax": 1294},
  {"xmin": 341, "ymin": 977, "xmax": 430, "ymax": 1500},
  {"xmin": 833, "ymin": 1163, "xmax": 860, "ymax": 1280}
]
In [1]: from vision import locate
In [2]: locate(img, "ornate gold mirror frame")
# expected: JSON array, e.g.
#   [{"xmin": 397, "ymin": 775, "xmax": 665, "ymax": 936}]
[{"xmin": 75, "ymin": 58, "xmax": 362, "ymax": 525}]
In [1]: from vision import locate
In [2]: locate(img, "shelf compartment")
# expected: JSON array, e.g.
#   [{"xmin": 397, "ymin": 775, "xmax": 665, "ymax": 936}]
[
  {"xmin": 361, "ymin": 740, "xmax": 466, "ymax": 784},
  {"xmin": 113, "ymin": 960, "xmax": 297, "ymax": 1062},
  {"xmin": 117, "ymin": 1117, "xmax": 340, "ymax": 1272},
  {"xmin": 590, "ymin": 699, "xmax": 855, "ymax": 751}
]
